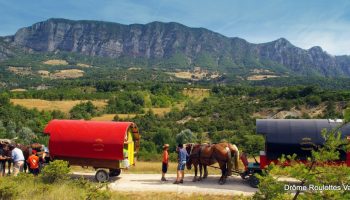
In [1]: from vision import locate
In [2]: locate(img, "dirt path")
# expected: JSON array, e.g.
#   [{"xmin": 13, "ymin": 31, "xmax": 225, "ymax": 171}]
[{"xmin": 73, "ymin": 173, "xmax": 257, "ymax": 196}]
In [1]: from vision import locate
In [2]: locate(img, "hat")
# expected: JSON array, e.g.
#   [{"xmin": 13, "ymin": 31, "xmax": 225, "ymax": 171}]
[
  {"xmin": 163, "ymin": 144, "xmax": 169, "ymax": 148},
  {"xmin": 32, "ymin": 150, "xmax": 37, "ymax": 154}
]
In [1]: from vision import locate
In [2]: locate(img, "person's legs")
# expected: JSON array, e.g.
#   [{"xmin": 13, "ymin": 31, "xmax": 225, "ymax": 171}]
[
  {"xmin": 181, "ymin": 170, "xmax": 184, "ymax": 182},
  {"xmin": 7, "ymin": 160, "xmax": 11, "ymax": 175},
  {"xmin": 161, "ymin": 162, "xmax": 168, "ymax": 181},
  {"xmin": 0, "ymin": 162, "xmax": 5, "ymax": 177},
  {"xmin": 23, "ymin": 162, "xmax": 27, "ymax": 173},
  {"xmin": 179, "ymin": 161, "xmax": 185, "ymax": 183},
  {"xmin": 18, "ymin": 161, "xmax": 24, "ymax": 173},
  {"xmin": 174, "ymin": 163, "xmax": 181, "ymax": 184},
  {"xmin": 13, "ymin": 162, "xmax": 19, "ymax": 176},
  {"xmin": 176, "ymin": 170, "xmax": 181, "ymax": 181},
  {"xmin": 32, "ymin": 168, "xmax": 39, "ymax": 176}
]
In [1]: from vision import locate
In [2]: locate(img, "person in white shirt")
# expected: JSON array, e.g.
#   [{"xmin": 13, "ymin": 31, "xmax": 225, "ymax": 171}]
[{"xmin": 9, "ymin": 144, "xmax": 25, "ymax": 176}]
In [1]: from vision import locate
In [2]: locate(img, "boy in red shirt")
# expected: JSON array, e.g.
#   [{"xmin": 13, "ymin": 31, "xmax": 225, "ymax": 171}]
[
  {"xmin": 161, "ymin": 144, "xmax": 169, "ymax": 181},
  {"xmin": 27, "ymin": 150, "xmax": 40, "ymax": 176}
]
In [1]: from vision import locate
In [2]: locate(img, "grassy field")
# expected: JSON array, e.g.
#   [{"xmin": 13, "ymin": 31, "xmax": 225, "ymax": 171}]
[
  {"xmin": 42, "ymin": 59, "xmax": 68, "ymax": 65},
  {"xmin": 50, "ymin": 69, "xmax": 85, "ymax": 79},
  {"xmin": 183, "ymin": 88, "xmax": 210, "ymax": 102},
  {"xmin": 92, "ymin": 102, "xmax": 185, "ymax": 121},
  {"xmin": 10, "ymin": 99, "xmax": 107, "ymax": 113},
  {"xmin": 92, "ymin": 114, "xmax": 140, "ymax": 121},
  {"xmin": 246, "ymin": 74, "xmax": 280, "ymax": 80}
]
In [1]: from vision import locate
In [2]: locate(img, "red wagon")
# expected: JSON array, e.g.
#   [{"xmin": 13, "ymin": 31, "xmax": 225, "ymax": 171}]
[{"xmin": 43, "ymin": 120, "xmax": 140, "ymax": 182}]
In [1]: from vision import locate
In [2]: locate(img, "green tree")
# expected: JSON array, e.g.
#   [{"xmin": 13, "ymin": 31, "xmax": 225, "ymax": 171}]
[
  {"xmin": 0, "ymin": 121, "xmax": 6, "ymax": 138},
  {"xmin": 18, "ymin": 127, "xmax": 36, "ymax": 144},
  {"xmin": 153, "ymin": 128, "xmax": 174, "ymax": 152},
  {"xmin": 0, "ymin": 93, "xmax": 10, "ymax": 106},
  {"xmin": 69, "ymin": 101, "xmax": 98, "ymax": 120},
  {"xmin": 176, "ymin": 129, "xmax": 197, "ymax": 144}
]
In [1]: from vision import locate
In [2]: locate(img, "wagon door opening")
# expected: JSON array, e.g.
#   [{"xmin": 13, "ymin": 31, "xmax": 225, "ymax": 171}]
[{"xmin": 123, "ymin": 129, "xmax": 135, "ymax": 167}]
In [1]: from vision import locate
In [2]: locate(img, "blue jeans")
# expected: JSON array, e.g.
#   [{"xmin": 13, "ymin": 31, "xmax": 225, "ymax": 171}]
[{"xmin": 177, "ymin": 161, "xmax": 186, "ymax": 170}]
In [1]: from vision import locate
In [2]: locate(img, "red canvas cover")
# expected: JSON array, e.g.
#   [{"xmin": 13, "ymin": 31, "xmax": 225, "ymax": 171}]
[{"xmin": 43, "ymin": 120, "xmax": 135, "ymax": 161}]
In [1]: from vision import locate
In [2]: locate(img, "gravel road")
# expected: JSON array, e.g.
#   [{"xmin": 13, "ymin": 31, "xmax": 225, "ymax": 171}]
[{"xmin": 73, "ymin": 172, "xmax": 257, "ymax": 196}]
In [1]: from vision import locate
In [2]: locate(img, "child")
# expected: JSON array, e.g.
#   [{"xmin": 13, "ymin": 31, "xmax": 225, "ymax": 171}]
[
  {"xmin": 161, "ymin": 144, "xmax": 169, "ymax": 181},
  {"xmin": 27, "ymin": 150, "xmax": 40, "ymax": 176}
]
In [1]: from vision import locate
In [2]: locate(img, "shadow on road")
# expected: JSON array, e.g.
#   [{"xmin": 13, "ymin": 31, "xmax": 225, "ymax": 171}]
[{"xmin": 129, "ymin": 175, "xmax": 254, "ymax": 192}]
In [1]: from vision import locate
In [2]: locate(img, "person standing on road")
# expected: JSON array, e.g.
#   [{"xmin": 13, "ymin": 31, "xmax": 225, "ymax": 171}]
[
  {"xmin": 173, "ymin": 144, "xmax": 188, "ymax": 184},
  {"xmin": 161, "ymin": 144, "xmax": 169, "ymax": 181},
  {"xmin": 9, "ymin": 144, "xmax": 25, "ymax": 176},
  {"xmin": 27, "ymin": 150, "xmax": 40, "ymax": 176}
]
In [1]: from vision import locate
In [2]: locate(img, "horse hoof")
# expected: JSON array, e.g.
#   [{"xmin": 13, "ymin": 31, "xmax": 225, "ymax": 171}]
[
  {"xmin": 192, "ymin": 178, "xmax": 197, "ymax": 182},
  {"xmin": 198, "ymin": 178, "xmax": 202, "ymax": 181}
]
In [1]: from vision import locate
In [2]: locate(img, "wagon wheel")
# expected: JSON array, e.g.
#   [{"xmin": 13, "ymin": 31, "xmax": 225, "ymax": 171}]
[
  {"xmin": 109, "ymin": 169, "xmax": 121, "ymax": 177},
  {"xmin": 248, "ymin": 175, "xmax": 259, "ymax": 188},
  {"xmin": 95, "ymin": 169, "xmax": 109, "ymax": 182}
]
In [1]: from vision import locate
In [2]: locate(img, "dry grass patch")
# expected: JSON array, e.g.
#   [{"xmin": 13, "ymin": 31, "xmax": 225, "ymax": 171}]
[
  {"xmin": 116, "ymin": 114, "xmax": 139, "ymax": 119},
  {"xmin": 77, "ymin": 63, "xmax": 92, "ymax": 68},
  {"xmin": 168, "ymin": 71, "xmax": 208, "ymax": 80},
  {"xmin": 183, "ymin": 88, "xmax": 210, "ymax": 101},
  {"xmin": 10, "ymin": 88, "xmax": 27, "ymax": 92},
  {"xmin": 168, "ymin": 69, "xmax": 220, "ymax": 81},
  {"xmin": 91, "ymin": 114, "xmax": 140, "ymax": 121},
  {"xmin": 37, "ymin": 70, "xmax": 50, "ymax": 77},
  {"xmin": 50, "ymin": 69, "xmax": 85, "ymax": 79},
  {"xmin": 247, "ymin": 75, "xmax": 279, "ymax": 81},
  {"xmin": 91, "ymin": 114, "xmax": 116, "ymax": 121},
  {"xmin": 10, "ymin": 99, "xmax": 107, "ymax": 113},
  {"xmin": 128, "ymin": 67, "xmax": 142, "ymax": 70},
  {"xmin": 42, "ymin": 59, "xmax": 68, "ymax": 65},
  {"xmin": 37, "ymin": 69, "xmax": 85, "ymax": 79},
  {"xmin": 144, "ymin": 107, "xmax": 171, "ymax": 116},
  {"xmin": 144, "ymin": 103, "xmax": 184, "ymax": 116},
  {"xmin": 7, "ymin": 66, "xmax": 32, "ymax": 75}
]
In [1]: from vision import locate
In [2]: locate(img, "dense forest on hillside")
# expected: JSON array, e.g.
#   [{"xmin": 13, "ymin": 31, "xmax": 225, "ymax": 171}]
[{"xmin": 1, "ymin": 82, "xmax": 349, "ymax": 160}]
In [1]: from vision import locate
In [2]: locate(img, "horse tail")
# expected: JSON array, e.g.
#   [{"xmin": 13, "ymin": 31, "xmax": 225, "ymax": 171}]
[
  {"xmin": 229, "ymin": 144, "xmax": 239, "ymax": 170},
  {"xmin": 233, "ymin": 145, "xmax": 239, "ymax": 170}
]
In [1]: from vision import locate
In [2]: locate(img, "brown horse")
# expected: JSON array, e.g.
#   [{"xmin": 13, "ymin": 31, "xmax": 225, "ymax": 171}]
[
  {"xmin": 186, "ymin": 143, "xmax": 217, "ymax": 182},
  {"xmin": 212, "ymin": 142, "xmax": 240, "ymax": 184},
  {"xmin": 0, "ymin": 142, "xmax": 13, "ymax": 175},
  {"xmin": 186, "ymin": 142, "xmax": 240, "ymax": 184}
]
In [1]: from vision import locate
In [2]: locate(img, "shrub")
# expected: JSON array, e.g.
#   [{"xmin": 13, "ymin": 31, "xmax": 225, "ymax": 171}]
[
  {"xmin": 306, "ymin": 95, "xmax": 321, "ymax": 106},
  {"xmin": 76, "ymin": 178, "xmax": 111, "ymax": 200},
  {"xmin": 0, "ymin": 181, "xmax": 18, "ymax": 200},
  {"xmin": 41, "ymin": 160, "xmax": 70, "ymax": 183}
]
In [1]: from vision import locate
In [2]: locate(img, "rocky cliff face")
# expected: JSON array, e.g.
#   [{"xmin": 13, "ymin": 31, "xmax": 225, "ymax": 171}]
[
  {"xmin": 6, "ymin": 18, "xmax": 350, "ymax": 76},
  {"xmin": 0, "ymin": 38, "xmax": 15, "ymax": 61},
  {"xmin": 11, "ymin": 19, "xmax": 229, "ymax": 58}
]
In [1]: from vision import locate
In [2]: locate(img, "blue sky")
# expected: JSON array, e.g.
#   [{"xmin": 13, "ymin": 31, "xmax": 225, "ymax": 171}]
[{"xmin": 0, "ymin": 0, "xmax": 350, "ymax": 55}]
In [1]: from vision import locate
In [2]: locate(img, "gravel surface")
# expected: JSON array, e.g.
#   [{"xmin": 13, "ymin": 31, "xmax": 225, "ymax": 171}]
[{"xmin": 73, "ymin": 172, "xmax": 257, "ymax": 196}]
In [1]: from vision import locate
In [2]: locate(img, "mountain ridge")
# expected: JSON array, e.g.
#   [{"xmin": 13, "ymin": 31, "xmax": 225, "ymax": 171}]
[{"xmin": 1, "ymin": 18, "xmax": 349, "ymax": 77}]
